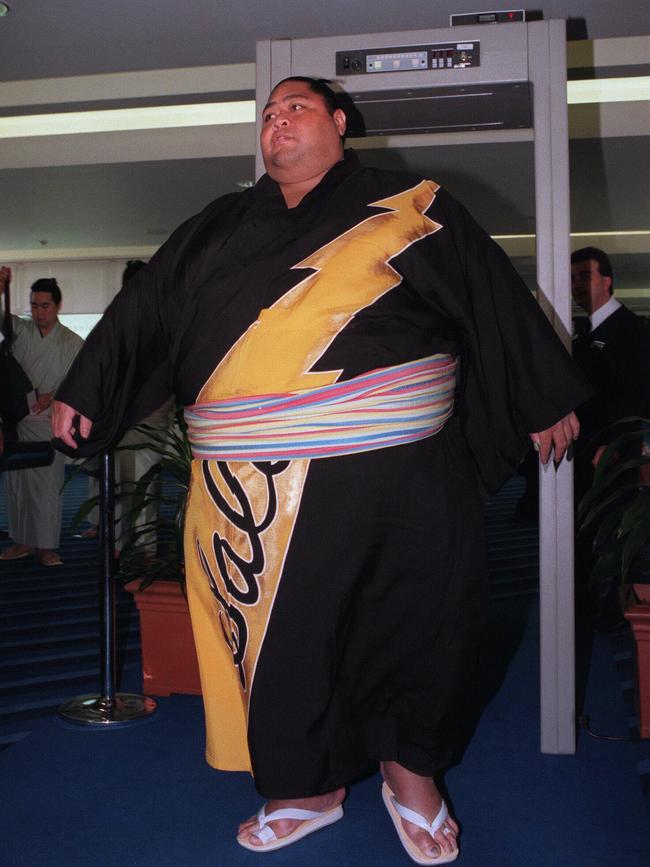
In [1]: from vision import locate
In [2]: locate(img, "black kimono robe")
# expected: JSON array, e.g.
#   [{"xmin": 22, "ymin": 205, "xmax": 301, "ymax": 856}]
[{"xmin": 56, "ymin": 150, "xmax": 591, "ymax": 798}]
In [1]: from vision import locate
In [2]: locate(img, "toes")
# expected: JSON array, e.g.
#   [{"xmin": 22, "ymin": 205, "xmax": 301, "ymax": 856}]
[
  {"xmin": 405, "ymin": 821, "xmax": 457, "ymax": 859},
  {"xmin": 434, "ymin": 823, "xmax": 458, "ymax": 855},
  {"xmin": 237, "ymin": 815, "xmax": 259, "ymax": 835},
  {"xmin": 237, "ymin": 817, "xmax": 300, "ymax": 845},
  {"xmin": 237, "ymin": 831, "xmax": 263, "ymax": 847},
  {"xmin": 412, "ymin": 828, "xmax": 441, "ymax": 859},
  {"xmin": 236, "ymin": 821, "xmax": 264, "ymax": 847}
]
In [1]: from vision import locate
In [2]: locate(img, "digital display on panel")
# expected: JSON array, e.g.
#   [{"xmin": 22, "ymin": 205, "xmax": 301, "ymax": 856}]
[{"xmin": 366, "ymin": 51, "xmax": 428, "ymax": 73}]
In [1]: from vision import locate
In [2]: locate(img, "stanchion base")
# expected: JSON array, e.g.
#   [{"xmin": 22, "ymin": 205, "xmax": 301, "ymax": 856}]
[{"xmin": 58, "ymin": 693, "xmax": 157, "ymax": 726}]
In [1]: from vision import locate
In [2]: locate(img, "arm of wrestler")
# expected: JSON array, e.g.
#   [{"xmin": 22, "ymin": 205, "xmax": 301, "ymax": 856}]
[
  {"xmin": 530, "ymin": 410, "xmax": 580, "ymax": 465},
  {"xmin": 51, "ymin": 399, "xmax": 94, "ymax": 449}
]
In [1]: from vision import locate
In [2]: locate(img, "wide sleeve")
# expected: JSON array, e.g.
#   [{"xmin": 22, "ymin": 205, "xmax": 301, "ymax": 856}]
[
  {"xmin": 398, "ymin": 187, "xmax": 593, "ymax": 495},
  {"xmin": 54, "ymin": 271, "xmax": 171, "ymax": 457},
  {"xmin": 52, "ymin": 211, "xmax": 203, "ymax": 458},
  {"xmin": 54, "ymin": 190, "xmax": 248, "ymax": 458}
]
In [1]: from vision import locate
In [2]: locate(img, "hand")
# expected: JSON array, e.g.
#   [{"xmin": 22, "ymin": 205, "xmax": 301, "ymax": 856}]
[
  {"xmin": 51, "ymin": 400, "xmax": 93, "ymax": 449},
  {"xmin": 530, "ymin": 411, "xmax": 580, "ymax": 465},
  {"xmin": 0, "ymin": 266, "xmax": 11, "ymax": 289},
  {"xmin": 32, "ymin": 391, "xmax": 54, "ymax": 414},
  {"xmin": 592, "ymin": 445, "xmax": 607, "ymax": 468}
]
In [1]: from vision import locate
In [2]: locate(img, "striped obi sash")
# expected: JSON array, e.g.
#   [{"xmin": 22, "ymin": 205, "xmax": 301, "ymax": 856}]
[{"xmin": 185, "ymin": 353, "xmax": 456, "ymax": 462}]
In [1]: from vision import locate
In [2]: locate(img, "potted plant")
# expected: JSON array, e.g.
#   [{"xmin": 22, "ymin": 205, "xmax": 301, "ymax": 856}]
[
  {"xmin": 578, "ymin": 416, "xmax": 650, "ymax": 736},
  {"xmin": 71, "ymin": 414, "xmax": 202, "ymax": 697}
]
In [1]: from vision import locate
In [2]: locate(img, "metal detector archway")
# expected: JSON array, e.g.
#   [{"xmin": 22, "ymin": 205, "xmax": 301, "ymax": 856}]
[{"xmin": 256, "ymin": 19, "xmax": 575, "ymax": 755}]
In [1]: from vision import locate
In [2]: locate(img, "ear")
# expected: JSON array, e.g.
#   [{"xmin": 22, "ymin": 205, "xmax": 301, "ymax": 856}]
[
  {"xmin": 333, "ymin": 108, "xmax": 347, "ymax": 136},
  {"xmin": 603, "ymin": 275, "xmax": 613, "ymax": 294}
]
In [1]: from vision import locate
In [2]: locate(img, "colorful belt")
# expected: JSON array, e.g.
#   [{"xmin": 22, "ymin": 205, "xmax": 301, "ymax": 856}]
[{"xmin": 185, "ymin": 354, "xmax": 456, "ymax": 462}]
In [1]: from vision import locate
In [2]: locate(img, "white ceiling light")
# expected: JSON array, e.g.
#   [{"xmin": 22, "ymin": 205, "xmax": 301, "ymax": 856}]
[
  {"xmin": 567, "ymin": 76, "xmax": 650, "ymax": 104},
  {"xmin": 0, "ymin": 101, "xmax": 256, "ymax": 139},
  {"xmin": 0, "ymin": 78, "xmax": 646, "ymax": 141}
]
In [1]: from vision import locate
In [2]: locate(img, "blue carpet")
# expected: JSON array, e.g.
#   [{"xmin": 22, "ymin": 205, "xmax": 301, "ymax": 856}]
[
  {"xmin": 1, "ymin": 599, "xmax": 649, "ymax": 865},
  {"xmin": 0, "ymin": 469, "xmax": 141, "ymax": 746},
  {"xmin": 1, "ymin": 475, "xmax": 649, "ymax": 864}
]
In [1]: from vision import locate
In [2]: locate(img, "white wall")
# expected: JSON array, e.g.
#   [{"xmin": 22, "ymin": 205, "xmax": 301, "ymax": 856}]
[
  {"xmin": 4, "ymin": 258, "xmax": 152, "ymax": 338},
  {"xmin": 6, "ymin": 259, "xmax": 127, "ymax": 315}
]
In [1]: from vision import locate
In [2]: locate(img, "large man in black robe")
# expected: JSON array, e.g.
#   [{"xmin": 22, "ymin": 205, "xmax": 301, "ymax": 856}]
[{"xmin": 53, "ymin": 77, "xmax": 590, "ymax": 864}]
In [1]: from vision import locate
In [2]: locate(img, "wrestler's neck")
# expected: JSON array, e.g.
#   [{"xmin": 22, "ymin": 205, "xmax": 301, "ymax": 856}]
[
  {"xmin": 275, "ymin": 157, "xmax": 344, "ymax": 208},
  {"xmin": 275, "ymin": 170, "xmax": 327, "ymax": 208}
]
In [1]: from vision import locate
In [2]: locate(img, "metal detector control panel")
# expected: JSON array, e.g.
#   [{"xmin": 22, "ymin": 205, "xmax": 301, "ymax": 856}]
[{"xmin": 336, "ymin": 41, "xmax": 480, "ymax": 76}]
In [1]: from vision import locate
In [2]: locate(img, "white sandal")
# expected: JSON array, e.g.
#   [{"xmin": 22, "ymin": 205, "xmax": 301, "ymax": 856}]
[
  {"xmin": 382, "ymin": 781, "xmax": 459, "ymax": 864},
  {"xmin": 237, "ymin": 802, "xmax": 344, "ymax": 852}
]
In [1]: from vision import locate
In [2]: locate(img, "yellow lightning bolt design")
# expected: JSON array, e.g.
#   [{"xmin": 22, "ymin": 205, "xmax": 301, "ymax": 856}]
[{"xmin": 198, "ymin": 179, "xmax": 442, "ymax": 400}]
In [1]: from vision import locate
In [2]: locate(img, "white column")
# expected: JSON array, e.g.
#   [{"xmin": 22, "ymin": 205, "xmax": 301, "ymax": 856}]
[{"xmin": 529, "ymin": 19, "xmax": 576, "ymax": 755}]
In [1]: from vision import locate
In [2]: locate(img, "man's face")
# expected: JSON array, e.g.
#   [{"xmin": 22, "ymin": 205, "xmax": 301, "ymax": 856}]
[
  {"xmin": 571, "ymin": 258, "xmax": 612, "ymax": 314},
  {"xmin": 260, "ymin": 80, "xmax": 346, "ymax": 185},
  {"xmin": 30, "ymin": 291, "xmax": 60, "ymax": 333}
]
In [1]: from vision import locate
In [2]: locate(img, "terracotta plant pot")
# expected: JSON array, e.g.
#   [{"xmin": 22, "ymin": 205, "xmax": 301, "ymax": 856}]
[
  {"xmin": 632, "ymin": 583, "xmax": 650, "ymax": 605},
  {"xmin": 624, "ymin": 586, "xmax": 650, "ymax": 738},
  {"xmin": 125, "ymin": 579, "xmax": 202, "ymax": 697}
]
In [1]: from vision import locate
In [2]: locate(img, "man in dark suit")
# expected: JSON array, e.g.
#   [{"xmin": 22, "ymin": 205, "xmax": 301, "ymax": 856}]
[
  {"xmin": 571, "ymin": 246, "xmax": 649, "ymax": 488},
  {"xmin": 571, "ymin": 246, "xmax": 650, "ymax": 625}
]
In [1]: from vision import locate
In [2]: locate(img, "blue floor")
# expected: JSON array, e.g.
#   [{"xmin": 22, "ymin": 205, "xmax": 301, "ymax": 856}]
[
  {"xmin": 1, "ymin": 605, "xmax": 648, "ymax": 865},
  {"xmin": 1, "ymin": 476, "xmax": 649, "ymax": 865}
]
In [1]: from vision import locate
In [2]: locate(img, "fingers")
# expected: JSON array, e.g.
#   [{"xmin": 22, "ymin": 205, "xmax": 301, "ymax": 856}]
[
  {"xmin": 567, "ymin": 411, "xmax": 580, "ymax": 440},
  {"xmin": 79, "ymin": 414, "xmax": 93, "ymax": 439},
  {"xmin": 530, "ymin": 412, "xmax": 580, "ymax": 465},
  {"xmin": 552, "ymin": 412, "xmax": 580, "ymax": 462},
  {"xmin": 51, "ymin": 401, "xmax": 72, "ymax": 441},
  {"xmin": 551, "ymin": 424, "xmax": 570, "ymax": 463},
  {"xmin": 56, "ymin": 420, "xmax": 79, "ymax": 449},
  {"xmin": 532, "ymin": 430, "xmax": 552, "ymax": 465},
  {"xmin": 592, "ymin": 444, "xmax": 607, "ymax": 468},
  {"xmin": 51, "ymin": 400, "xmax": 93, "ymax": 449}
]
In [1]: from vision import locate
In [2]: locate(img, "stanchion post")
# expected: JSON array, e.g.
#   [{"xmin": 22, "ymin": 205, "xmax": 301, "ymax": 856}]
[
  {"xmin": 59, "ymin": 447, "xmax": 157, "ymax": 726},
  {"xmin": 99, "ymin": 448, "xmax": 116, "ymax": 704}
]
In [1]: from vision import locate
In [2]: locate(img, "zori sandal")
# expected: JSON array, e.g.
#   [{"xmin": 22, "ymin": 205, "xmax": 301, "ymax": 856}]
[
  {"xmin": 0, "ymin": 544, "xmax": 32, "ymax": 561},
  {"xmin": 237, "ymin": 803, "xmax": 344, "ymax": 853},
  {"xmin": 382, "ymin": 781, "xmax": 459, "ymax": 865},
  {"xmin": 38, "ymin": 550, "xmax": 63, "ymax": 567}
]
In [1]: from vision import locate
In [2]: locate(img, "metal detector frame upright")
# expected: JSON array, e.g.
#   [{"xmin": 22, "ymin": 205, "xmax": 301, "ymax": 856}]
[{"xmin": 256, "ymin": 19, "xmax": 575, "ymax": 755}]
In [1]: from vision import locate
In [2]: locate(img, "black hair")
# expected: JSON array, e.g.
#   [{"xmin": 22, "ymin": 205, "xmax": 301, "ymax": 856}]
[
  {"xmin": 122, "ymin": 259, "xmax": 147, "ymax": 286},
  {"xmin": 571, "ymin": 246, "xmax": 614, "ymax": 293},
  {"xmin": 271, "ymin": 76, "xmax": 340, "ymax": 115},
  {"xmin": 30, "ymin": 277, "xmax": 61, "ymax": 305}
]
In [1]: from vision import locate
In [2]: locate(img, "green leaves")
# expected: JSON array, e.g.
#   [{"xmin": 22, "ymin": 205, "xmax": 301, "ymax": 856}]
[
  {"xmin": 578, "ymin": 417, "xmax": 650, "ymax": 585},
  {"xmin": 71, "ymin": 413, "xmax": 192, "ymax": 590}
]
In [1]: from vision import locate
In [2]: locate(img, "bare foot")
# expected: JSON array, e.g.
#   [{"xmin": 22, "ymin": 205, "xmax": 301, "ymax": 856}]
[
  {"xmin": 381, "ymin": 761, "xmax": 458, "ymax": 860},
  {"xmin": 237, "ymin": 787, "xmax": 345, "ymax": 848}
]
